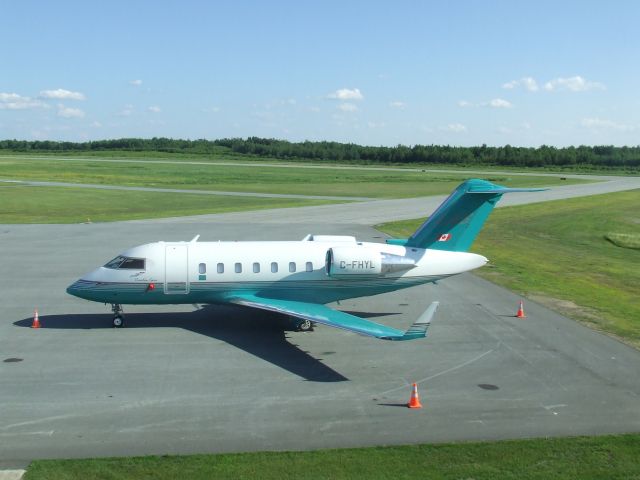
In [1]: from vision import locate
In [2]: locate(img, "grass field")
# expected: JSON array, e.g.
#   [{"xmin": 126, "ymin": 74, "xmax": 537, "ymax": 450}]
[
  {"xmin": 24, "ymin": 434, "xmax": 640, "ymax": 479},
  {"xmin": 0, "ymin": 153, "xmax": 588, "ymax": 199},
  {"xmin": 378, "ymin": 189, "xmax": 640, "ymax": 347},
  {"xmin": 0, "ymin": 184, "xmax": 337, "ymax": 223},
  {"xmin": 2, "ymin": 149, "xmax": 639, "ymax": 175}
]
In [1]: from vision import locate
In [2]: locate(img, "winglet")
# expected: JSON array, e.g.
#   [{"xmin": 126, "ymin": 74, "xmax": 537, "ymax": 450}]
[{"xmin": 383, "ymin": 301, "xmax": 439, "ymax": 341}]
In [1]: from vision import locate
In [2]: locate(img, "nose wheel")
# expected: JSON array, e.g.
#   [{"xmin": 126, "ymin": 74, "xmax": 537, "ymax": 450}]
[{"xmin": 111, "ymin": 304, "xmax": 124, "ymax": 328}]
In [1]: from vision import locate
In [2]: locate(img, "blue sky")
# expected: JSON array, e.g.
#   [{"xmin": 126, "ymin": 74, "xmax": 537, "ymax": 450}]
[{"xmin": 1, "ymin": 0, "xmax": 638, "ymax": 146}]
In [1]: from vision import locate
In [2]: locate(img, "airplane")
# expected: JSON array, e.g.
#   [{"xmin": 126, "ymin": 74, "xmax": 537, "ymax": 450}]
[{"xmin": 67, "ymin": 179, "xmax": 544, "ymax": 340}]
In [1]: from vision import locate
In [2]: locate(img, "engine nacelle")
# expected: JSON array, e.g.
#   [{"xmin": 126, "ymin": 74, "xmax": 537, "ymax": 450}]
[{"xmin": 325, "ymin": 247, "xmax": 416, "ymax": 278}]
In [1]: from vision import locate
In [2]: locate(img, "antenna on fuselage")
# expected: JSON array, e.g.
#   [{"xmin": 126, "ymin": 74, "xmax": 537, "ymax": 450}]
[{"xmin": 190, "ymin": 235, "xmax": 200, "ymax": 243}]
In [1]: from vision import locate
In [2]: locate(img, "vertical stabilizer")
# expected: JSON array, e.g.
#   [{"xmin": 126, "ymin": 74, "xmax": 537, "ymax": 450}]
[{"xmin": 404, "ymin": 179, "xmax": 545, "ymax": 252}]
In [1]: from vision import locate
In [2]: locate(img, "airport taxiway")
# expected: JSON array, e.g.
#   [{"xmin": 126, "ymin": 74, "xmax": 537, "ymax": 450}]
[{"xmin": 2, "ymin": 217, "xmax": 640, "ymax": 465}]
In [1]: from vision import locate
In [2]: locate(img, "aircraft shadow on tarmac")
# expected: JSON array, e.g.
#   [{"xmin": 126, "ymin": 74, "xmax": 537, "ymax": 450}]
[{"xmin": 13, "ymin": 305, "xmax": 349, "ymax": 383}]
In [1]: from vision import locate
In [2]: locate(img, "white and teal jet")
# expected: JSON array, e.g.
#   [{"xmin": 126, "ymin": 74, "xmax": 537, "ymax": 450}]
[{"xmin": 67, "ymin": 179, "xmax": 543, "ymax": 340}]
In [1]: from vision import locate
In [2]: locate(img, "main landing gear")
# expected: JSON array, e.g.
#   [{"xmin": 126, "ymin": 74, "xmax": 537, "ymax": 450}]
[
  {"xmin": 294, "ymin": 318, "xmax": 315, "ymax": 332},
  {"xmin": 111, "ymin": 304, "xmax": 124, "ymax": 328}
]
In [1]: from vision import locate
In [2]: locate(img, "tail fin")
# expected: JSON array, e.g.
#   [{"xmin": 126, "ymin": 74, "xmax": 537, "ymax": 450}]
[{"xmin": 396, "ymin": 179, "xmax": 546, "ymax": 252}]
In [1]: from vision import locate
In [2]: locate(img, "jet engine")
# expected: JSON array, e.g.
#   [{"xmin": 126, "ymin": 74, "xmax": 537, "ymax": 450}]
[{"xmin": 325, "ymin": 246, "xmax": 416, "ymax": 278}]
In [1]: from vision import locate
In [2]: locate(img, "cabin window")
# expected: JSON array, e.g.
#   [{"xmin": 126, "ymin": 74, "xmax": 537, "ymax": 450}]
[
  {"xmin": 253, "ymin": 262, "xmax": 260, "ymax": 273},
  {"xmin": 271, "ymin": 262, "xmax": 278, "ymax": 273},
  {"xmin": 217, "ymin": 263, "xmax": 224, "ymax": 274},
  {"xmin": 199, "ymin": 263, "xmax": 206, "ymax": 274},
  {"xmin": 306, "ymin": 261, "xmax": 313, "ymax": 272},
  {"xmin": 104, "ymin": 256, "xmax": 145, "ymax": 270},
  {"xmin": 289, "ymin": 262, "xmax": 296, "ymax": 273},
  {"xmin": 235, "ymin": 262, "xmax": 242, "ymax": 273}
]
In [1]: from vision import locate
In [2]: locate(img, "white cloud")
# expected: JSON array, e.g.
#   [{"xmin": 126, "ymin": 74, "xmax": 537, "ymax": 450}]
[
  {"xmin": 337, "ymin": 102, "xmax": 358, "ymax": 112},
  {"xmin": 389, "ymin": 101, "xmax": 405, "ymax": 109},
  {"xmin": 57, "ymin": 104, "xmax": 85, "ymax": 118},
  {"xmin": 0, "ymin": 92, "xmax": 47, "ymax": 110},
  {"xmin": 129, "ymin": 79, "xmax": 143, "ymax": 86},
  {"xmin": 367, "ymin": 121, "xmax": 386, "ymax": 128},
  {"xmin": 118, "ymin": 104, "xmax": 134, "ymax": 116},
  {"xmin": 488, "ymin": 98, "xmax": 513, "ymax": 108},
  {"xmin": 147, "ymin": 105, "xmax": 161, "ymax": 113},
  {"xmin": 39, "ymin": 88, "xmax": 86, "ymax": 100},
  {"xmin": 264, "ymin": 98, "xmax": 297, "ymax": 109},
  {"xmin": 327, "ymin": 88, "xmax": 363, "ymax": 101},
  {"xmin": 502, "ymin": 77, "xmax": 539, "ymax": 91},
  {"xmin": 441, "ymin": 123, "xmax": 467, "ymax": 133},
  {"xmin": 581, "ymin": 117, "xmax": 635, "ymax": 131},
  {"xmin": 458, "ymin": 99, "xmax": 512, "ymax": 108},
  {"xmin": 521, "ymin": 77, "xmax": 539, "ymax": 92},
  {"xmin": 544, "ymin": 76, "xmax": 605, "ymax": 92},
  {"xmin": 90, "ymin": 121, "xmax": 102, "ymax": 128},
  {"xmin": 503, "ymin": 76, "xmax": 604, "ymax": 93}
]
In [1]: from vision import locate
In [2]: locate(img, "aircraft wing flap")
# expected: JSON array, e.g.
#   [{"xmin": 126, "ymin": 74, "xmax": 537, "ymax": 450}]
[{"xmin": 228, "ymin": 293, "xmax": 431, "ymax": 341}]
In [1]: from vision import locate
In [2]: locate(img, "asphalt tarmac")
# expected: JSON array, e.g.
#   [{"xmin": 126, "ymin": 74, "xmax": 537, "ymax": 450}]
[{"xmin": 2, "ymin": 183, "xmax": 640, "ymax": 466}]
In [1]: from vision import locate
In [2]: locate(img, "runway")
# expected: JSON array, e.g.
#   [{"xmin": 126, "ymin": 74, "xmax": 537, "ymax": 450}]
[
  {"xmin": 2, "ymin": 215, "xmax": 640, "ymax": 465},
  {"xmin": 126, "ymin": 174, "xmax": 640, "ymax": 225},
  {"xmin": 0, "ymin": 179, "xmax": 640, "ymax": 468}
]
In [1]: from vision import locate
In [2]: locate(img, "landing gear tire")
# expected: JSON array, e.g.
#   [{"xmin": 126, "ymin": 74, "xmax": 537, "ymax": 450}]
[
  {"xmin": 296, "ymin": 319, "xmax": 314, "ymax": 332},
  {"xmin": 110, "ymin": 304, "xmax": 124, "ymax": 328}
]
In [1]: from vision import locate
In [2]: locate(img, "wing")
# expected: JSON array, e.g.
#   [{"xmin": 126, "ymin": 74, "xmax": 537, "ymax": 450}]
[{"xmin": 228, "ymin": 292, "xmax": 438, "ymax": 341}]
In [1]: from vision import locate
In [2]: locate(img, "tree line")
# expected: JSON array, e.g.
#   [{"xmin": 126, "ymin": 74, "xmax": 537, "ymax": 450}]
[{"xmin": 1, "ymin": 137, "xmax": 639, "ymax": 169}]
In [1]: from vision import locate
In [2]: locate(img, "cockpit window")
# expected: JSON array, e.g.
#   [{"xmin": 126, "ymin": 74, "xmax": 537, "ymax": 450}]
[
  {"xmin": 120, "ymin": 257, "xmax": 145, "ymax": 269},
  {"xmin": 104, "ymin": 256, "xmax": 145, "ymax": 270},
  {"xmin": 104, "ymin": 256, "xmax": 126, "ymax": 269}
]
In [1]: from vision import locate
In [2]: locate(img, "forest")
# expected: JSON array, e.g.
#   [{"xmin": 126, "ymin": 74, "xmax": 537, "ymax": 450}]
[{"xmin": 1, "ymin": 137, "xmax": 639, "ymax": 169}]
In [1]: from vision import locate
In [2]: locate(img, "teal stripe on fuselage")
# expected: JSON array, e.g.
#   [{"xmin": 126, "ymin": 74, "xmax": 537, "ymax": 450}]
[{"xmin": 67, "ymin": 274, "xmax": 442, "ymax": 305}]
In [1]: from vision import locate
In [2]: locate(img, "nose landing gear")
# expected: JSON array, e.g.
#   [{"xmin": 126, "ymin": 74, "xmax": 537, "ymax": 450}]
[{"xmin": 111, "ymin": 304, "xmax": 124, "ymax": 328}]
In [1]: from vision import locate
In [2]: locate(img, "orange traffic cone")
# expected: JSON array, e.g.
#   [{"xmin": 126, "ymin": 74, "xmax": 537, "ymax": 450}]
[
  {"xmin": 407, "ymin": 383, "xmax": 422, "ymax": 409},
  {"xmin": 516, "ymin": 300, "xmax": 526, "ymax": 318},
  {"xmin": 32, "ymin": 308, "xmax": 41, "ymax": 329}
]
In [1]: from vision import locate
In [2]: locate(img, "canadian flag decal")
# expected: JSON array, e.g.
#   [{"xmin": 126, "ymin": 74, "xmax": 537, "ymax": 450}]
[{"xmin": 438, "ymin": 233, "xmax": 452, "ymax": 242}]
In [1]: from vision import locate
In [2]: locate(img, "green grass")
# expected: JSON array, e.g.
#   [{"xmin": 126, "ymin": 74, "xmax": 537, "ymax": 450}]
[
  {"xmin": 24, "ymin": 434, "xmax": 640, "ymax": 479},
  {"xmin": 378, "ymin": 190, "xmax": 640, "ymax": 347},
  {"xmin": 3, "ymin": 149, "xmax": 639, "ymax": 175},
  {"xmin": 0, "ymin": 154, "xmax": 589, "ymax": 199},
  {"xmin": 605, "ymin": 232, "xmax": 640, "ymax": 250},
  {"xmin": 0, "ymin": 184, "xmax": 336, "ymax": 223}
]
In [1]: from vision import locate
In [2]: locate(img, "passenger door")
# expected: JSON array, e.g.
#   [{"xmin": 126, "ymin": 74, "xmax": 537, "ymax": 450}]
[{"xmin": 164, "ymin": 245, "xmax": 189, "ymax": 294}]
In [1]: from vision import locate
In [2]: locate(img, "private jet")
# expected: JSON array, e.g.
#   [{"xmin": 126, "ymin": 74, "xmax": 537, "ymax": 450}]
[{"xmin": 67, "ymin": 179, "xmax": 543, "ymax": 340}]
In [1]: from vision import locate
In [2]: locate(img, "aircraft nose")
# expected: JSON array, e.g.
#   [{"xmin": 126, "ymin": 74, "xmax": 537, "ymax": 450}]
[
  {"xmin": 66, "ymin": 279, "xmax": 82, "ymax": 298},
  {"xmin": 66, "ymin": 279, "xmax": 94, "ymax": 299}
]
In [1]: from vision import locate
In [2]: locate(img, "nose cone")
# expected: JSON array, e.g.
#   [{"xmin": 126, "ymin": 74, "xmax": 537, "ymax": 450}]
[{"xmin": 66, "ymin": 279, "xmax": 89, "ymax": 299}]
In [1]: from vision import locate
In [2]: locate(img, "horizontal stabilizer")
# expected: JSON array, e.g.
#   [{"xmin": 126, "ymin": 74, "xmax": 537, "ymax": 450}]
[{"xmin": 467, "ymin": 186, "xmax": 547, "ymax": 194}]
